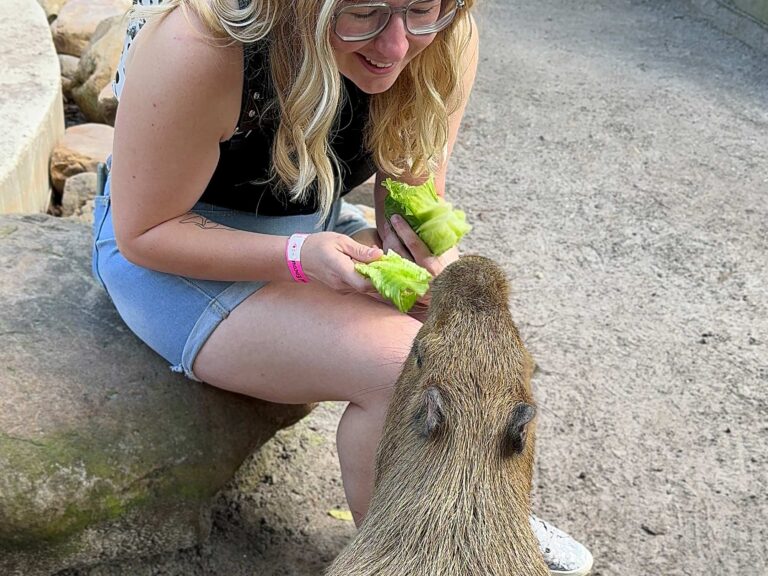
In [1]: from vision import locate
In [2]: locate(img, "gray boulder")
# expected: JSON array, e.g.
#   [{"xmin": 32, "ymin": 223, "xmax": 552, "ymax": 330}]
[
  {"xmin": 61, "ymin": 171, "xmax": 97, "ymax": 218},
  {"xmin": 0, "ymin": 215, "xmax": 311, "ymax": 575},
  {"xmin": 59, "ymin": 54, "xmax": 79, "ymax": 99}
]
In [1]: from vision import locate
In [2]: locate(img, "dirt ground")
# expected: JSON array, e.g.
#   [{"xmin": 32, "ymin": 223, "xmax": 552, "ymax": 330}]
[{"xmin": 59, "ymin": 1, "xmax": 767, "ymax": 575}]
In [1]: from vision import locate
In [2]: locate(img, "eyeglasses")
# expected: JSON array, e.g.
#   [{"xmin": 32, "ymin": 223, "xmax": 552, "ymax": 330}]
[{"xmin": 333, "ymin": 0, "xmax": 465, "ymax": 42}]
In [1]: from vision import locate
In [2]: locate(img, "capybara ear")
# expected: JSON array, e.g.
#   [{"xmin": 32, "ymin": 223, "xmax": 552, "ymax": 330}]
[
  {"xmin": 414, "ymin": 387, "xmax": 445, "ymax": 439},
  {"xmin": 502, "ymin": 403, "xmax": 536, "ymax": 457}
]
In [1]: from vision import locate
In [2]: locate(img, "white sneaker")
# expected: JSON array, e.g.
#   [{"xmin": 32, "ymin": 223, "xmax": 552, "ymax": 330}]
[{"xmin": 530, "ymin": 515, "xmax": 594, "ymax": 576}]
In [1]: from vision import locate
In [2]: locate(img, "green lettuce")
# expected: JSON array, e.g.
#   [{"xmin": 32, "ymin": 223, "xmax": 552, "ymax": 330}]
[
  {"xmin": 355, "ymin": 250, "xmax": 432, "ymax": 313},
  {"xmin": 383, "ymin": 175, "xmax": 472, "ymax": 256}
]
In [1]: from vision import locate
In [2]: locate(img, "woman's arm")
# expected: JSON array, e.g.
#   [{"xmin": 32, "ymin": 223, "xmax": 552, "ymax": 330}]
[
  {"xmin": 375, "ymin": 15, "xmax": 480, "ymax": 269},
  {"xmin": 111, "ymin": 8, "xmax": 380, "ymax": 291}
]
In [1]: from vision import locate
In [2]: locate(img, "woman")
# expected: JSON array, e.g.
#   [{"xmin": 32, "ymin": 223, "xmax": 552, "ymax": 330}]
[{"xmin": 93, "ymin": 0, "xmax": 593, "ymax": 573}]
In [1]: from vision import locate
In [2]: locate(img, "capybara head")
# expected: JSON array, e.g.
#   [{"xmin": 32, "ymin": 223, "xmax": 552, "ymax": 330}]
[{"xmin": 327, "ymin": 256, "xmax": 549, "ymax": 576}]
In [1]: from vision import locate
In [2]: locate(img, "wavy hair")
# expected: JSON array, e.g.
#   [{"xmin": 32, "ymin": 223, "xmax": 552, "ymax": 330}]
[
  {"xmin": 368, "ymin": 2, "xmax": 475, "ymax": 178},
  {"xmin": 128, "ymin": 0, "xmax": 475, "ymax": 220}
]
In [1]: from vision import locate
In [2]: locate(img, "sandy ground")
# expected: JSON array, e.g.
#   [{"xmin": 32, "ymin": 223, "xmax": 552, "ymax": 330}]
[{"xmin": 59, "ymin": 1, "xmax": 768, "ymax": 575}]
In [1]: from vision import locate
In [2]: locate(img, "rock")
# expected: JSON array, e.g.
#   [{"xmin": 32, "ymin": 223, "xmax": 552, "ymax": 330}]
[
  {"xmin": 78, "ymin": 197, "xmax": 95, "ymax": 224},
  {"xmin": 98, "ymin": 82, "xmax": 118, "ymax": 126},
  {"xmin": 1, "ymin": 0, "xmax": 66, "ymax": 215},
  {"xmin": 0, "ymin": 214, "xmax": 312, "ymax": 576},
  {"xmin": 37, "ymin": 0, "xmax": 72, "ymax": 23},
  {"xmin": 61, "ymin": 170, "xmax": 97, "ymax": 217},
  {"xmin": 71, "ymin": 14, "xmax": 124, "ymax": 123},
  {"xmin": 59, "ymin": 53, "xmax": 79, "ymax": 99},
  {"xmin": 50, "ymin": 123, "xmax": 113, "ymax": 196},
  {"xmin": 50, "ymin": 0, "xmax": 130, "ymax": 57}
]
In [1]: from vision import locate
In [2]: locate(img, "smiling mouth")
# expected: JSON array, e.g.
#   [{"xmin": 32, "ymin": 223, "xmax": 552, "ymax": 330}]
[{"xmin": 358, "ymin": 53, "xmax": 396, "ymax": 72}]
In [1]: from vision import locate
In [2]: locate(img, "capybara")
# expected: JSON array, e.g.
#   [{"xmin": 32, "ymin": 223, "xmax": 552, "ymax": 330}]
[{"xmin": 326, "ymin": 255, "xmax": 550, "ymax": 576}]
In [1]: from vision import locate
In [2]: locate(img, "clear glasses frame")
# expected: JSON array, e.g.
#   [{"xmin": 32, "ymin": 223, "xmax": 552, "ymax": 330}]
[{"xmin": 333, "ymin": 0, "xmax": 466, "ymax": 42}]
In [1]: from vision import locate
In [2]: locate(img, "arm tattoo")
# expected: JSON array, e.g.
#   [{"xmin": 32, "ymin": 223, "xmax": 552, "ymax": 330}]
[{"xmin": 179, "ymin": 213, "xmax": 233, "ymax": 231}]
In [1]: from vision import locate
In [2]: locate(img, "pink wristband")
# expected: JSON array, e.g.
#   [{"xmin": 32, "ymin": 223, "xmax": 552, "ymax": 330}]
[{"xmin": 285, "ymin": 233, "xmax": 310, "ymax": 283}]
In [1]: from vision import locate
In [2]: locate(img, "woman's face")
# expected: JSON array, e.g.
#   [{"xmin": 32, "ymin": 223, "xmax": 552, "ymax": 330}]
[{"xmin": 330, "ymin": 2, "xmax": 438, "ymax": 94}]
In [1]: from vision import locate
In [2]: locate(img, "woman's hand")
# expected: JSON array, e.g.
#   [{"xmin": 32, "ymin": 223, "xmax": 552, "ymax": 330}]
[
  {"xmin": 299, "ymin": 232, "xmax": 383, "ymax": 294},
  {"xmin": 377, "ymin": 215, "xmax": 410, "ymax": 259},
  {"xmin": 388, "ymin": 214, "xmax": 459, "ymax": 277},
  {"xmin": 388, "ymin": 214, "xmax": 459, "ymax": 320}
]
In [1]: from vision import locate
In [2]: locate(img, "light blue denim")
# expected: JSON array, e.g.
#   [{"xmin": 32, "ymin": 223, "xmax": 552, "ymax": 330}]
[{"xmin": 92, "ymin": 160, "xmax": 372, "ymax": 381}]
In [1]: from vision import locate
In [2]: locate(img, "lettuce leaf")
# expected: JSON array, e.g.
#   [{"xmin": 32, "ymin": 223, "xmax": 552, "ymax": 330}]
[
  {"xmin": 383, "ymin": 175, "xmax": 471, "ymax": 256},
  {"xmin": 355, "ymin": 250, "xmax": 432, "ymax": 313}
]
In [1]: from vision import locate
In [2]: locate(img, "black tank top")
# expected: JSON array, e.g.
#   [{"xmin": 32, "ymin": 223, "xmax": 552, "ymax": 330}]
[{"xmin": 200, "ymin": 42, "xmax": 376, "ymax": 215}]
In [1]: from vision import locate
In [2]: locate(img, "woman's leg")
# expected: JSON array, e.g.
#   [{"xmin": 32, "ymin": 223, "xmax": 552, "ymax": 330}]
[{"xmin": 193, "ymin": 280, "xmax": 421, "ymax": 526}]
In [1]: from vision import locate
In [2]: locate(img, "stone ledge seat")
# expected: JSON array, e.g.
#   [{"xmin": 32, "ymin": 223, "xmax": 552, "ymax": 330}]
[
  {"xmin": 0, "ymin": 0, "xmax": 65, "ymax": 213},
  {"xmin": 0, "ymin": 214, "xmax": 311, "ymax": 576}
]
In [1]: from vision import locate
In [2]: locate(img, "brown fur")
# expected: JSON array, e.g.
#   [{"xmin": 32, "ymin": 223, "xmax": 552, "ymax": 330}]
[{"xmin": 326, "ymin": 256, "xmax": 550, "ymax": 576}]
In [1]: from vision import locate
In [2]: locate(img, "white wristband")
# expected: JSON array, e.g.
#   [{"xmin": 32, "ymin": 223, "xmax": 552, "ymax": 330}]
[{"xmin": 286, "ymin": 233, "xmax": 310, "ymax": 283}]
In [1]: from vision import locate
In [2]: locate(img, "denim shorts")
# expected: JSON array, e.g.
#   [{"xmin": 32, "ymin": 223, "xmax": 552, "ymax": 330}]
[{"xmin": 92, "ymin": 162, "xmax": 373, "ymax": 381}]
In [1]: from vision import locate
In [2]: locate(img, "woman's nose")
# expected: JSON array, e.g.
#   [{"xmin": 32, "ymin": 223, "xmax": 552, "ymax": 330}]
[{"xmin": 373, "ymin": 13, "xmax": 410, "ymax": 61}]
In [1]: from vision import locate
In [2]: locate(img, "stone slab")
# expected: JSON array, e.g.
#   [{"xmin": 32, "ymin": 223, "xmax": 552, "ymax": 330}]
[{"xmin": 0, "ymin": 0, "xmax": 65, "ymax": 214}]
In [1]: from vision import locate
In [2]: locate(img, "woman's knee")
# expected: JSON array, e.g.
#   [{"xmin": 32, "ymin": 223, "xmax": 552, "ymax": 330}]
[
  {"xmin": 371, "ymin": 312, "xmax": 421, "ymax": 370},
  {"xmin": 348, "ymin": 313, "xmax": 421, "ymax": 407}
]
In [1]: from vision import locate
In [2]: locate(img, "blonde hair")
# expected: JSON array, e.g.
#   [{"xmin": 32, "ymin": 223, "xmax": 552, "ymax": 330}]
[{"xmin": 129, "ymin": 0, "xmax": 475, "ymax": 220}]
